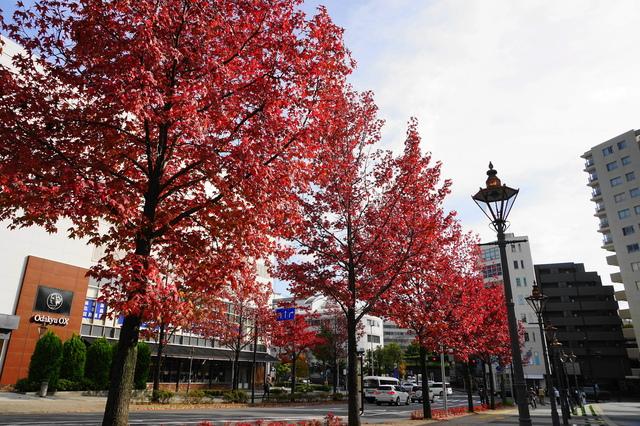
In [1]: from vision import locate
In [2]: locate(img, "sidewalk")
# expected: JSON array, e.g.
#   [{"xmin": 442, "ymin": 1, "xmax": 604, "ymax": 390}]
[
  {"xmin": 414, "ymin": 405, "xmax": 608, "ymax": 425},
  {"xmin": 0, "ymin": 391, "xmax": 106, "ymax": 414}
]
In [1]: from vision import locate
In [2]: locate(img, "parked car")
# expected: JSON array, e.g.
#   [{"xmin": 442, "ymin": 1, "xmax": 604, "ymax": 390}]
[
  {"xmin": 410, "ymin": 384, "xmax": 435, "ymax": 403},
  {"xmin": 429, "ymin": 381, "xmax": 453, "ymax": 397},
  {"xmin": 374, "ymin": 385, "xmax": 411, "ymax": 406}
]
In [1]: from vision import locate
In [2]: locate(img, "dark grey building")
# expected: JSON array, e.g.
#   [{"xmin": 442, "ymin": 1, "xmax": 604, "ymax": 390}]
[{"xmin": 535, "ymin": 262, "xmax": 630, "ymax": 390}]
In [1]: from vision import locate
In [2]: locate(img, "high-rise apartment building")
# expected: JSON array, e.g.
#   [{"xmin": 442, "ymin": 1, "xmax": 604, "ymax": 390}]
[
  {"xmin": 480, "ymin": 234, "xmax": 545, "ymax": 385},
  {"xmin": 534, "ymin": 263, "xmax": 629, "ymax": 389},
  {"xmin": 582, "ymin": 130, "xmax": 640, "ymax": 353}
]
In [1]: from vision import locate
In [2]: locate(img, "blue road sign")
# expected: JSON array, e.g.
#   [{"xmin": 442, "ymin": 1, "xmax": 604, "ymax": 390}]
[{"xmin": 276, "ymin": 307, "xmax": 295, "ymax": 321}]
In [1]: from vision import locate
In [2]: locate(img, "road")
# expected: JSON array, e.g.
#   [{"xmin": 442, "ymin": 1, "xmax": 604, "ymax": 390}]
[
  {"xmin": 0, "ymin": 393, "xmax": 482, "ymax": 425},
  {"xmin": 598, "ymin": 401, "xmax": 640, "ymax": 426}
]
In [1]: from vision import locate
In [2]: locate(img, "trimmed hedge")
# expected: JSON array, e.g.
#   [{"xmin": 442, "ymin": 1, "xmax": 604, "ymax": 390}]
[
  {"xmin": 134, "ymin": 342, "xmax": 151, "ymax": 390},
  {"xmin": 85, "ymin": 337, "xmax": 112, "ymax": 390},
  {"xmin": 60, "ymin": 334, "xmax": 86, "ymax": 382},
  {"xmin": 223, "ymin": 390, "xmax": 248, "ymax": 403},
  {"xmin": 28, "ymin": 331, "xmax": 63, "ymax": 391}
]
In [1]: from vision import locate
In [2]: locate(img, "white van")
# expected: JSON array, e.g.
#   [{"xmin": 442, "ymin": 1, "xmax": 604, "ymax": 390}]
[
  {"xmin": 363, "ymin": 376, "xmax": 400, "ymax": 402},
  {"xmin": 429, "ymin": 381, "xmax": 453, "ymax": 397}
]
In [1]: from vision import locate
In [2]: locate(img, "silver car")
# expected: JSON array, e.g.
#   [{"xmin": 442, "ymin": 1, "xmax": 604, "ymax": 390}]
[{"xmin": 374, "ymin": 385, "xmax": 411, "ymax": 406}]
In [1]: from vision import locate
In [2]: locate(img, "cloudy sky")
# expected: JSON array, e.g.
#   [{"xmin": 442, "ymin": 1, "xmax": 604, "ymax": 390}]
[
  {"xmin": 297, "ymin": 0, "xmax": 640, "ymax": 294},
  {"xmin": 3, "ymin": 1, "xmax": 639, "ymax": 295}
]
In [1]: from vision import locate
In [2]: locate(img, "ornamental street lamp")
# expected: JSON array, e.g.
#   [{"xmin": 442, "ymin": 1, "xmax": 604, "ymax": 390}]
[
  {"xmin": 549, "ymin": 335, "xmax": 570, "ymax": 425},
  {"xmin": 472, "ymin": 163, "xmax": 531, "ymax": 426},
  {"xmin": 568, "ymin": 351, "xmax": 582, "ymax": 407},
  {"xmin": 525, "ymin": 283, "xmax": 560, "ymax": 426}
]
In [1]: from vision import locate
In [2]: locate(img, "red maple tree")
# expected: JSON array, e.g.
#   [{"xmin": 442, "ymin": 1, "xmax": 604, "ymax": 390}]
[
  {"xmin": 195, "ymin": 264, "xmax": 274, "ymax": 390},
  {"xmin": 388, "ymin": 222, "xmax": 479, "ymax": 419},
  {"xmin": 278, "ymin": 88, "xmax": 454, "ymax": 424},
  {"xmin": 272, "ymin": 312, "xmax": 321, "ymax": 401},
  {"xmin": 0, "ymin": 1, "xmax": 352, "ymax": 423}
]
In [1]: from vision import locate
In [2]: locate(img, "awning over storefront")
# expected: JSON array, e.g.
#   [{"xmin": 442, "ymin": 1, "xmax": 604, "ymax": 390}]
[{"xmin": 82, "ymin": 336, "xmax": 277, "ymax": 362}]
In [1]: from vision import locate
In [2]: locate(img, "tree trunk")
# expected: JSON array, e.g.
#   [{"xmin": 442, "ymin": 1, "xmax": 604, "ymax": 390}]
[
  {"xmin": 152, "ymin": 322, "xmax": 165, "ymax": 399},
  {"xmin": 233, "ymin": 347, "xmax": 241, "ymax": 391},
  {"xmin": 488, "ymin": 361, "xmax": 496, "ymax": 409},
  {"xmin": 332, "ymin": 355, "xmax": 339, "ymax": 394},
  {"xmin": 290, "ymin": 351, "xmax": 297, "ymax": 402},
  {"xmin": 419, "ymin": 345, "xmax": 432, "ymax": 419},
  {"xmin": 466, "ymin": 361, "xmax": 474, "ymax": 413},
  {"xmin": 102, "ymin": 314, "xmax": 141, "ymax": 426},
  {"xmin": 481, "ymin": 360, "xmax": 488, "ymax": 407},
  {"xmin": 346, "ymin": 307, "xmax": 360, "ymax": 426}
]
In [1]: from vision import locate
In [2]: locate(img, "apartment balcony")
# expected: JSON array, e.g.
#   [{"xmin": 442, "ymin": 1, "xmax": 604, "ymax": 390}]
[
  {"xmin": 611, "ymin": 272, "xmax": 623, "ymax": 283},
  {"xmin": 594, "ymin": 203, "xmax": 606, "ymax": 217},
  {"xmin": 584, "ymin": 158, "xmax": 596, "ymax": 171},
  {"xmin": 587, "ymin": 173, "xmax": 599, "ymax": 186},
  {"xmin": 606, "ymin": 254, "xmax": 618, "ymax": 266},
  {"xmin": 590, "ymin": 187, "xmax": 603, "ymax": 201},
  {"xmin": 598, "ymin": 218, "xmax": 610, "ymax": 232},
  {"xmin": 615, "ymin": 290, "xmax": 626, "ymax": 301},
  {"xmin": 601, "ymin": 235, "xmax": 614, "ymax": 250}
]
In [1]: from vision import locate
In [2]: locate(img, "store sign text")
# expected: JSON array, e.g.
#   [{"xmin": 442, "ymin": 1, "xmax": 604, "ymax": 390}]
[{"xmin": 32, "ymin": 314, "xmax": 70, "ymax": 326}]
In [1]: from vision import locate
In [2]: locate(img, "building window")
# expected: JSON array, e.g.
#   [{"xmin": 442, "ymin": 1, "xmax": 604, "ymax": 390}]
[
  {"xmin": 631, "ymin": 261, "xmax": 640, "ymax": 272},
  {"xmin": 635, "ymin": 205, "xmax": 640, "ymax": 215},
  {"xmin": 606, "ymin": 161, "xmax": 618, "ymax": 171},
  {"xmin": 521, "ymin": 314, "xmax": 527, "ymax": 322},
  {"xmin": 623, "ymin": 225, "xmax": 635, "ymax": 236},
  {"xmin": 627, "ymin": 171, "xmax": 636, "ymax": 182},
  {"xmin": 520, "ymin": 260, "xmax": 525, "ymax": 268},
  {"xmin": 622, "ymin": 156, "xmax": 631, "ymax": 166},
  {"xmin": 511, "ymin": 244, "xmax": 516, "ymax": 253},
  {"xmin": 524, "ymin": 332, "xmax": 530, "ymax": 342},
  {"xmin": 630, "ymin": 188, "xmax": 640, "ymax": 198},
  {"xmin": 514, "ymin": 260, "xmax": 519, "ymax": 269},
  {"xmin": 618, "ymin": 209, "xmax": 631, "ymax": 219},
  {"xmin": 627, "ymin": 243, "xmax": 640, "ymax": 253},
  {"xmin": 637, "ymin": 281, "xmax": 640, "ymax": 291},
  {"xmin": 516, "ymin": 278, "xmax": 522, "ymax": 286},
  {"xmin": 614, "ymin": 192, "xmax": 627, "ymax": 203},
  {"xmin": 482, "ymin": 247, "xmax": 500, "ymax": 261},
  {"xmin": 611, "ymin": 176, "xmax": 623, "ymax": 187},
  {"xmin": 482, "ymin": 263, "xmax": 502, "ymax": 279},
  {"xmin": 617, "ymin": 140, "xmax": 627, "ymax": 150},
  {"xmin": 517, "ymin": 295, "xmax": 525, "ymax": 305},
  {"xmin": 523, "ymin": 277, "xmax": 528, "ymax": 286},
  {"xmin": 367, "ymin": 335, "xmax": 380, "ymax": 343},
  {"xmin": 603, "ymin": 146, "xmax": 614, "ymax": 156}
]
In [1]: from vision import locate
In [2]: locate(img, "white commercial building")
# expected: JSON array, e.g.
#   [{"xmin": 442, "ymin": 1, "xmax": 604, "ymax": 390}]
[
  {"xmin": 480, "ymin": 234, "xmax": 546, "ymax": 385},
  {"xmin": 582, "ymin": 129, "xmax": 640, "ymax": 356}
]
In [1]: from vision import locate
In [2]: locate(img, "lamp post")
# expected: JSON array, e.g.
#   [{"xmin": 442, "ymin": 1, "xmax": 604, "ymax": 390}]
[
  {"xmin": 568, "ymin": 352, "xmax": 582, "ymax": 408},
  {"xmin": 357, "ymin": 349, "xmax": 365, "ymax": 416},
  {"xmin": 525, "ymin": 283, "xmax": 560, "ymax": 426},
  {"xmin": 472, "ymin": 163, "xmax": 532, "ymax": 426},
  {"xmin": 549, "ymin": 336, "xmax": 569, "ymax": 425}
]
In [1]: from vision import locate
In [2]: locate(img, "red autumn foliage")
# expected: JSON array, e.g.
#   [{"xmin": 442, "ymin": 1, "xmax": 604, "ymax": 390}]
[
  {"xmin": 278, "ymin": 88, "xmax": 454, "ymax": 425},
  {"xmin": 272, "ymin": 312, "xmax": 322, "ymax": 400},
  {"xmin": 0, "ymin": 0, "xmax": 352, "ymax": 423}
]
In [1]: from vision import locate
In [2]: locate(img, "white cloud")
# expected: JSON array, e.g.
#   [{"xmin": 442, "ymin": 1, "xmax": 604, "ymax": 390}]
[{"xmin": 302, "ymin": 0, "xmax": 640, "ymax": 289}]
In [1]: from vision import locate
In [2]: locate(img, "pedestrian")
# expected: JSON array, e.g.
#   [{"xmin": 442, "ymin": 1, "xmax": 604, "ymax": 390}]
[
  {"xmin": 537, "ymin": 386, "xmax": 546, "ymax": 405},
  {"xmin": 263, "ymin": 378, "xmax": 271, "ymax": 401},
  {"xmin": 554, "ymin": 387, "xmax": 560, "ymax": 405},
  {"xmin": 528, "ymin": 387, "xmax": 537, "ymax": 409},
  {"xmin": 479, "ymin": 385, "xmax": 486, "ymax": 404}
]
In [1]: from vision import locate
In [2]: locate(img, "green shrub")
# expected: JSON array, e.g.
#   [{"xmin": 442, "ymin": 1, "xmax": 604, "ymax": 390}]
[
  {"xmin": 332, "ymin": 392, "xmax": 345, "ymax": 401},
  {"xmin": 222, "ymin": 390, "xmax": 248, "ymax": 403},
  {"xmin": 185, "ymin": 389, "xmax": 206, "ymax": 404},
  {"xmin": 295, "ymin": 383, "xmax": 313, "ymax": 393},
  {"xmin": 14, "ymin": 378, "xmax": 37, "ymax": 393},
  {"xmin": 60, "ymin": 334, "xmax": 86, "ymax": 382},
  {"xmin": 134, "ymin": 342, "xmax": 151, "ymax": 390},
  {"xmin": 151, "ymin": 389, "xmax": 174, "ymax": 404},
  {"xmin": 56, "ymin": 379, "xmax": 78, "ymax": 391},
  {"xmin": 85, "ymin": 337, "xmax": 113, "ymax": 390},
  {"xmin": 270, "ymin": 388, "xmax": 285, "ymax": 395},
  {"xmin": 311, "ymin": 384, "xmax": 331, "ymax": 392},
  {"xmin": 28, "ymin": 331, "xmax": 63, "ymax": 391},
  {"xmin": 203, "ymin": 389, "xmax": 224, "ymax": 399}
]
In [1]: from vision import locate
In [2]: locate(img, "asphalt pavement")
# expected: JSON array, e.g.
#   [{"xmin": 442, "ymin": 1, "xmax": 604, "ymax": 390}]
[{"xmin": 0, "ymin": 393, "xmax": 482, "ymax": 425}]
